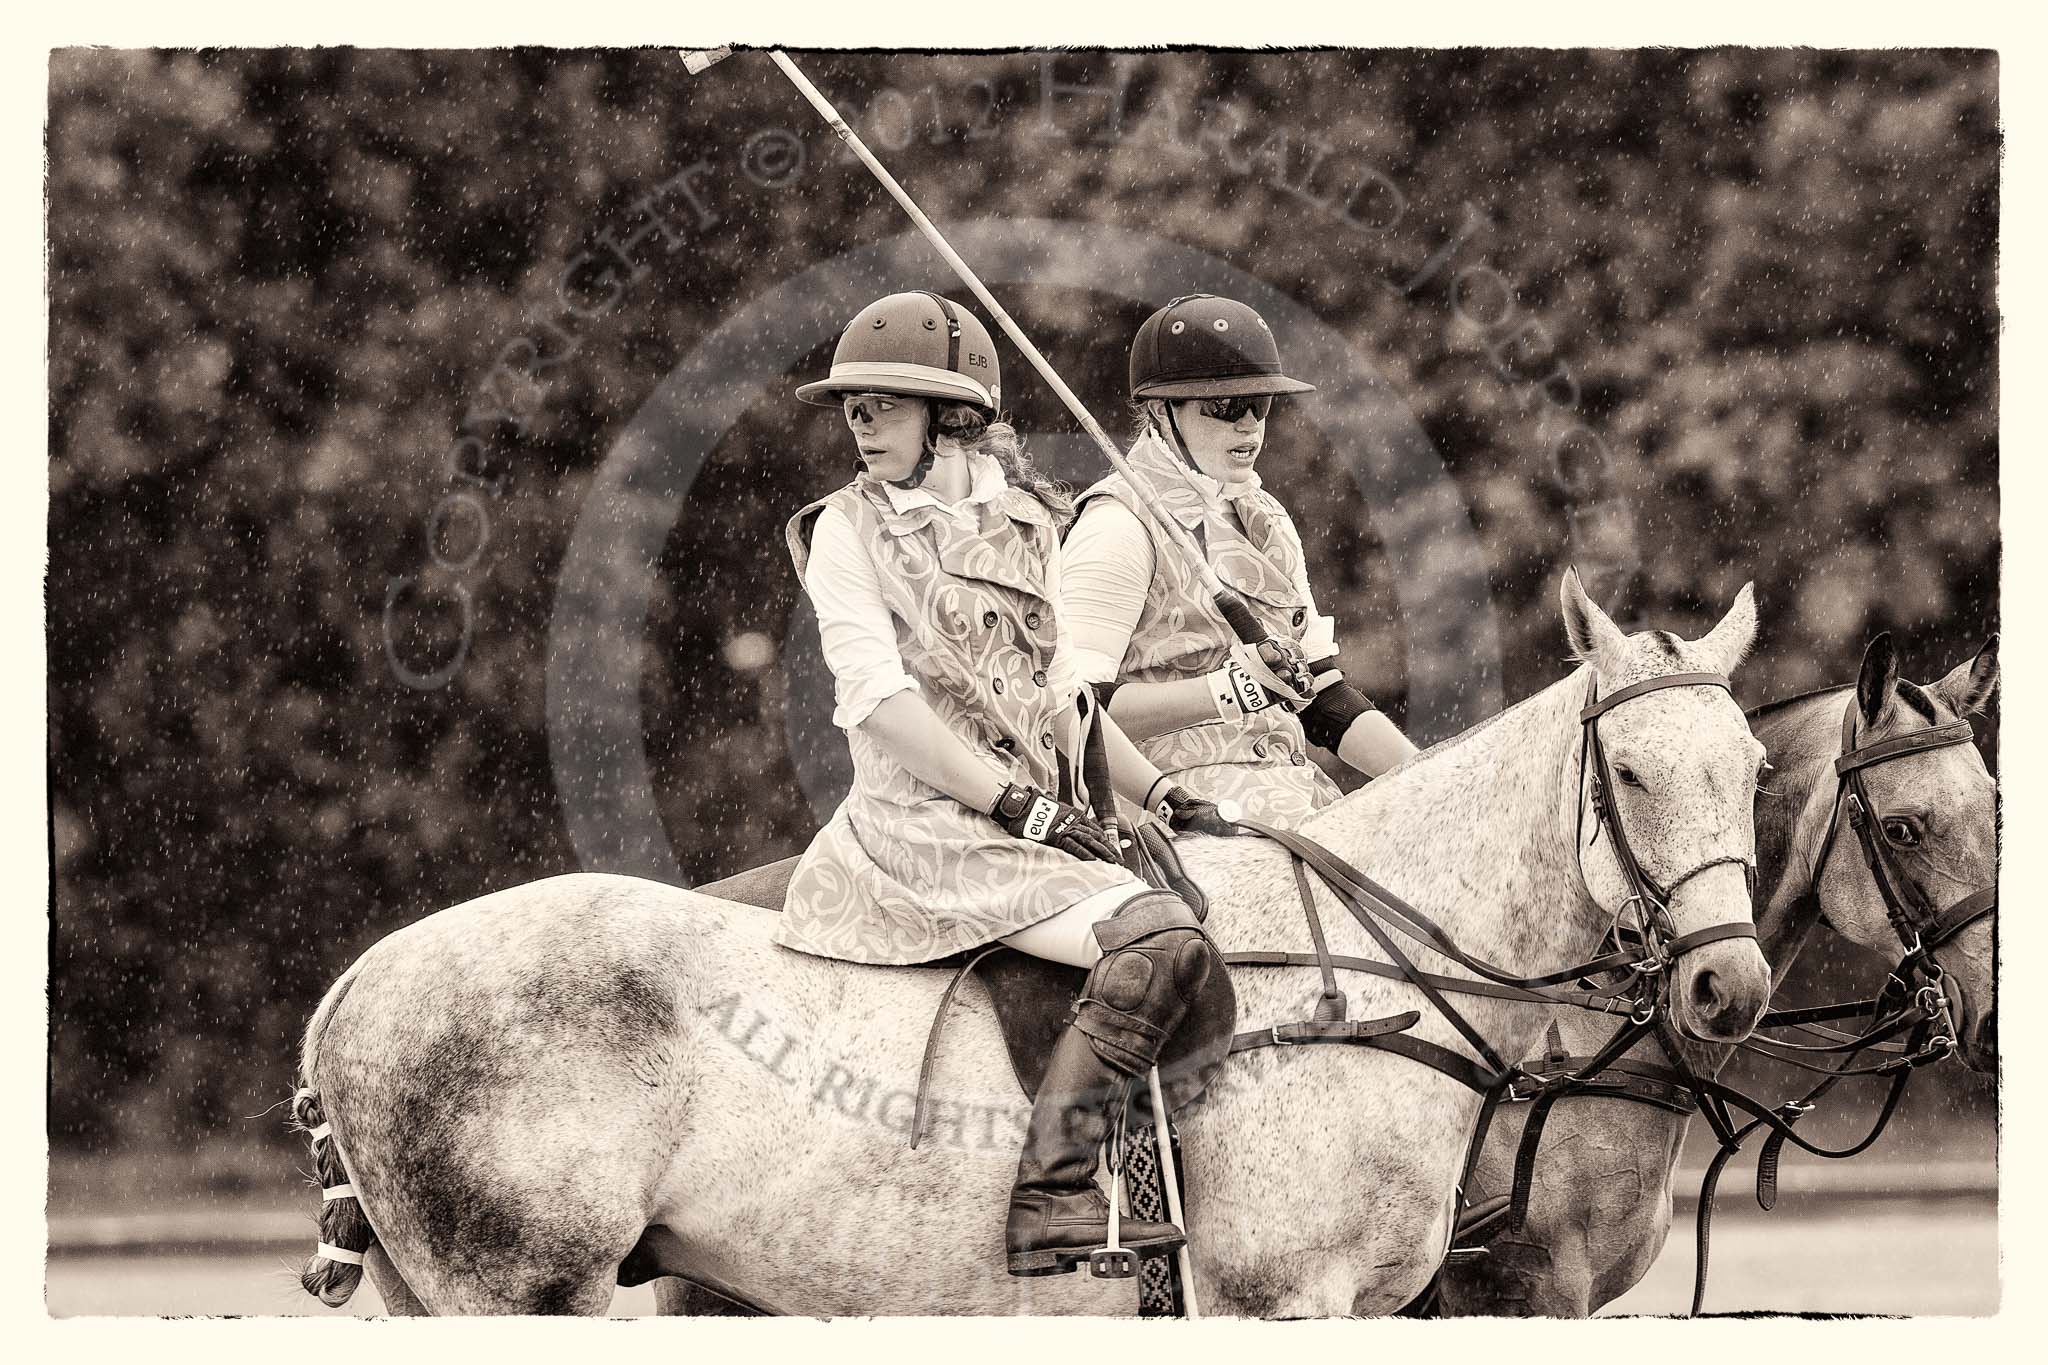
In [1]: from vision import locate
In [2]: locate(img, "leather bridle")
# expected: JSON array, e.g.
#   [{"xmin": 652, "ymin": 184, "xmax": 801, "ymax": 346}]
[
  {"xmin": 1213, "ymin": 668, "xmax": 1768, "ymax": 1250},
  {"xmin": 1809, "ymin": 696, "xmax": 1996, "ymax": 979},
  {"xmin": 1221, "ymin": 668, "xmax": 1765, "ymax": 1070},
  {"xmin": 1576, "ymin": 671, "xmax": 1760, "ymax": 973},
  {"xmin": 1413, "ymin": 689, "xmax": 1995, "ymax": 1318}
]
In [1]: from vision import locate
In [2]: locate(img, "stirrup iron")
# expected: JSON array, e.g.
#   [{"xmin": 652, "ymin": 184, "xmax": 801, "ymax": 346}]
[{"xmin": 1089, "ymin": 1136, "xmax": 1138, "ymax": 1279}]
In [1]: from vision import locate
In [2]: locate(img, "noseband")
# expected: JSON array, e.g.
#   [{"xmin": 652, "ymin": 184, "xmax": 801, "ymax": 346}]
[
  {"xmin": 1578, "ymin": 671, "xmax": 1760, "ymax": 966},
  {"xmin": 1809, "ymin": 698, "xmax": 1996, "ymax": 974}
]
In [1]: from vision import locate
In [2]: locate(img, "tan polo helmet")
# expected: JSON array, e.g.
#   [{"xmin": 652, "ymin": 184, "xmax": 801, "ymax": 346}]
[{"xmin": 796, "ymin": 291, "xmax": 1002, "ymax": 413}]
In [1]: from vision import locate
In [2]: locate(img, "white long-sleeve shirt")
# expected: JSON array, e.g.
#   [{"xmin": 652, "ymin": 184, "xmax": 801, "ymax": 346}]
[
  {"xmin": 1061, "ymin": 475, "xmax": 1340, "ymax": 686},
  {"xmin": 804, "ymin": 451, "xmax": 1078, "ymax": 729}
]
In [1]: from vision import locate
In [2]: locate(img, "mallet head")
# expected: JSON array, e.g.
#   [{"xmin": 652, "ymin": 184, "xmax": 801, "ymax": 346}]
[{"xmin": 682, "ymin": 47, "xmax": 733, "ymax": 75}]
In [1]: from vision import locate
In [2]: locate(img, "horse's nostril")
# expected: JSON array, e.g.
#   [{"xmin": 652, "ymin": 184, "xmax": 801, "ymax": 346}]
[{"xmin": 1691, "ymin": 968, "xmax": 1722, "ymax": 1017}]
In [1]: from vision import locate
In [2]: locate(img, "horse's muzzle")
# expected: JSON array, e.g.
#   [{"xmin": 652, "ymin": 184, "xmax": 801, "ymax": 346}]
[{"xmin": 1670, "ymin": 934, "xmax": 1771, "ymax": 1043}]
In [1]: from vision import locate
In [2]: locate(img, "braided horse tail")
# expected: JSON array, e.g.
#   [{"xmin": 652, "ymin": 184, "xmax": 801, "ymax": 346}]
[{"xmin": 291, "ymin": 957, "xmax": 374, "ymax": 1307}]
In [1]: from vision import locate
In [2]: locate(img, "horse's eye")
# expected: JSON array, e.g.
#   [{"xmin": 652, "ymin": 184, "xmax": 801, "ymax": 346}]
[
  {"xmin": 1881, "ymin": 818, "xmax": 1920, "ymax": 849},
  {"xmin": 1613, "ymin": 765, "xmax": 1643, "ymax": 789}
]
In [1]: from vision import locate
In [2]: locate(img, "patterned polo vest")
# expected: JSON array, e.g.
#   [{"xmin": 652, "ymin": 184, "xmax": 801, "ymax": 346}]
[
  {"xmin": 777, "ymin": 474, "xmax": 1136, "ymax": 965},
  {"xmin": 1072, "ymin": 432, "xmax": 1341, "ymax": 826}
]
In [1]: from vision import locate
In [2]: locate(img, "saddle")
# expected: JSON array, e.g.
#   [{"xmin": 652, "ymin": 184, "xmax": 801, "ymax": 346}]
[{"xmin": 695, "ymin": 850, "xmax": 1236, "ymax": 1121}]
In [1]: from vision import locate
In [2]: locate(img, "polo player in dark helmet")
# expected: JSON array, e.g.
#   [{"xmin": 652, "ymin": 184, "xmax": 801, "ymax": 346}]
[{"xmin": 1064, "ymin": 294, "xmax": 1420, "ymax": 827}]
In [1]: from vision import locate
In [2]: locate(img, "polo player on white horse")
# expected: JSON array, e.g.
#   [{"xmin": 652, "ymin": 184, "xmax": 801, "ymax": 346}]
[
  {"xmin": 777, "ymin": 290, "xmax": 1241, "ymax": 1277},
  {"xmin": 1063, "ymin": 294, "xmax": 1420, "ymax": 829}
]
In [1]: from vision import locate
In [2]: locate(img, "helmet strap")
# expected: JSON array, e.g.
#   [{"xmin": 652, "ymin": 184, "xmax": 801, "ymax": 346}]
[
  {"xmin": 893, "ymin": 402, "xmax": 987, "ymax": 490},
  {"xmin": 888, "ymin": 445, "xmax": 938, "ymax": 490},
  {"xmin": 1161, "ymin": 401, "xmax": 1203, "ymax": 475}
]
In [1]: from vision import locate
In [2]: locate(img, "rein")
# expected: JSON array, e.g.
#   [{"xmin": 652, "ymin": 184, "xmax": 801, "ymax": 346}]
[{"xmin": 1216, "ymin": 669, "xmax": 1759, "ymax": 1282}]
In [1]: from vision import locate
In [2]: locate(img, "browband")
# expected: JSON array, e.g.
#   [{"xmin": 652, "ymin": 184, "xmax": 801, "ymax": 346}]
[{"xmin": 1580, "ymin": 672, "xmax": 1733, "ymax": 722}]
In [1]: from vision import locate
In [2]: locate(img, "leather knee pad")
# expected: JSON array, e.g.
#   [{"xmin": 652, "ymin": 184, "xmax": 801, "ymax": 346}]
[{"xmin": 1073, "ymin": 894, "xmax": 1222, "ymax": 1075}]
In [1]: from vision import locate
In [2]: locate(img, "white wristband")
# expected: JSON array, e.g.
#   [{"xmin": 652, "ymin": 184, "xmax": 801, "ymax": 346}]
[
  {"xmin": 1019, "ymin": 794, "xmax": 1059, "ymax": 841},
  {"xmin": 1207, "ymin": 661, "xmax": 1268, "ymax": 722}
]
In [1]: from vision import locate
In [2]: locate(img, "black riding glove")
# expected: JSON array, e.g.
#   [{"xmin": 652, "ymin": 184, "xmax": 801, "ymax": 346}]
[
  {"xmin": 989, "ymin": 783, "xmax": 1121, "ymax": 864},
  {"xmin": 1153, "ymin": 784, "xmax": 1247, "ymax": 838}
]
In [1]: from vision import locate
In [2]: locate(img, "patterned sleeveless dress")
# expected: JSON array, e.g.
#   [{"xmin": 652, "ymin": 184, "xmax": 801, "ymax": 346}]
[
  {"xmin": 778, "ymin": 474, "xmax": 1138, "ymax": 965},
  {"xmin": 1071, "ymin": 432, "xmax": 1342, "ymax": 827}
]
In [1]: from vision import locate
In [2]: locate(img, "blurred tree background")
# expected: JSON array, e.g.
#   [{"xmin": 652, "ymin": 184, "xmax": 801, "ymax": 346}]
[{"xmin": 47, "ymin": 49, "xmax": 1997, "ymax": 1190}]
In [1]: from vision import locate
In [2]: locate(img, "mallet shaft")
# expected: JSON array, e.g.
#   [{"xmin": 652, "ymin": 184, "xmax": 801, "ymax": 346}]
[{"xmin": 762, "ymin": 50, "xmax": 1238, "ymax": 609}]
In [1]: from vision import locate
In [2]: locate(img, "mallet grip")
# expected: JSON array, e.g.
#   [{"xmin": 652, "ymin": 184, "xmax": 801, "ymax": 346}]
[{"xmin": 1214, "ymin": 592, "xmax": 1275, "ymax": 652}]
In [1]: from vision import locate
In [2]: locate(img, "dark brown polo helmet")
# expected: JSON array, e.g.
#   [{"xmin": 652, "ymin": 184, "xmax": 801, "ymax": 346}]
[{"xmin": 1128, "ymin": 294, "xmax": 1317, "ymax": 400}]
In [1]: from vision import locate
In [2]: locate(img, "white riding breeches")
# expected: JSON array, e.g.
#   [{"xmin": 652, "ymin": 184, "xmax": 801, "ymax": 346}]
[{"xmin": 998, "ymin": 882, "xmax": 1153, "ymax": 967}]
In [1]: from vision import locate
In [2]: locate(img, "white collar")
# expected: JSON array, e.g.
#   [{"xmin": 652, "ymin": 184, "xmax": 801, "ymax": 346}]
[
  {"xmin": 1135, "ymin": 429, "xmax": 1265, "ymax": 502},
  {"xmin": 877, "ymin": 447, "xmax": 1010, "ymax": 516}
]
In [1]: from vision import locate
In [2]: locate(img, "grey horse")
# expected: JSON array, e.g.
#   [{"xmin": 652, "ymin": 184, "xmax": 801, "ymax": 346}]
[
  {"xmin": 290, "ymin": 572, "xmax": 1770, "ymax": 1316},
  {"xmin": 1438, "ymin": 632, "xmax": 1998, "ymax": 1316}
]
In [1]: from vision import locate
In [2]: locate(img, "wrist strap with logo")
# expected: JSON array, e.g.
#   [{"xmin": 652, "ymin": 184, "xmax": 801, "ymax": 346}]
[{"xmin": 1209, "ymin": 660, "xmax": 1269, "ymax": 721}]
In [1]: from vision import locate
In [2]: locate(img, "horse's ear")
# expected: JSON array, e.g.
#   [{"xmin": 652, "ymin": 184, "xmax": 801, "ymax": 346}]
[
  {"xmin": 1560, "ymin": 566, "xmax": 1627, "ymax": 666},
  {"xmin": 1698, "ymin": 582, "xmax": 1759, "ymax": 675},
  {"xmin": 1857, "ymin": 632, "xmax": 1900, "ymax": 727},
  {"xmin": 1931, "ymin": 633, "xmax": 1999, "ymax": 717}
]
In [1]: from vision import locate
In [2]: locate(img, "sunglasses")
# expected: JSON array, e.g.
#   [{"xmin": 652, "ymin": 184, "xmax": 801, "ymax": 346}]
[
  {"xmin": 1189, "ymin": 395, "xmax": 1274, "ymax": 424},
  {"xmin": 842, "ymin": 394, "xmax": 907, "ymax": 425}
]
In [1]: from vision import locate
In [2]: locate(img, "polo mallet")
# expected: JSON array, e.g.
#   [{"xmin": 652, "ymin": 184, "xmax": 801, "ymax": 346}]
[{"xmin": 682, "ymin": 46, "xmax": 1308, "ymax": 699}]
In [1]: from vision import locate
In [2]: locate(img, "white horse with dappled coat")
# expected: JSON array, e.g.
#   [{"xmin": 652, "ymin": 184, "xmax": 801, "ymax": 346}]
[{"xmin": 290, "ymin": 571, "xmax": 1771, "ymax": 1316}]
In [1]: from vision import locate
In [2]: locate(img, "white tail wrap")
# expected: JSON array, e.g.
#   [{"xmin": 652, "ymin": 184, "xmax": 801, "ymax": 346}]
[
  {"xmin": 316, "ymin": 1242, "xmax": 365, "ymax": 1266},
  {"xmin": 322, "ymin": 1183, "xmax": 357, "ymax": 1202}
]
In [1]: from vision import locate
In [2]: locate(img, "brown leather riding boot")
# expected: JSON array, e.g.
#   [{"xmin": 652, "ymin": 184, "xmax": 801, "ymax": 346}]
[
  {"xmin": 1004, "ymin": 1024, "xmax": 1185, "ymax": 1276},
  {"xmin": 1005, "ymin": 892, "xmax": 1220, "ymax": 1277}
]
